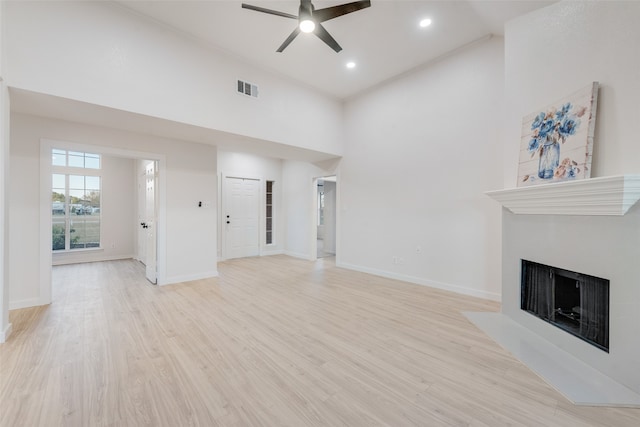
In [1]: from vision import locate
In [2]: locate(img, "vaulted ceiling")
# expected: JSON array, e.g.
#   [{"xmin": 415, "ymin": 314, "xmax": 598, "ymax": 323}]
[{"xmin": 117, "ymin": 0, "xmax": 554, "ymax": 99}]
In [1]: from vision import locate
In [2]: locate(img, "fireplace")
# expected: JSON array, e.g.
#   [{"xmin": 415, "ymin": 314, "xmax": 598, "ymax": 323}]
[
  {"xmin": 521, "ymin": 260, "xmax": 610, "ymax": 352},
  {"xmin": 486, "ymin": 176, "xmax": 640, "ymax": 398}
]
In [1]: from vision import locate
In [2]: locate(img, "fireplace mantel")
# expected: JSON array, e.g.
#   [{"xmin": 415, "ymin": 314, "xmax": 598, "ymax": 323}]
[{"xmin": 486, "ymin": 175, "xmax": 640, "ymax": 215}]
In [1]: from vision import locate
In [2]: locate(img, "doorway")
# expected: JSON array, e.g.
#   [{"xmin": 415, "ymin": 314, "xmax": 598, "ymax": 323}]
[
  {"xmin": 223, "ymin": 176, "xmax": 260, "ymax": 259},
  {"xmin": 39, "ymin": 140, "xmax": 166, "ymax": 306},
  {"xmin": 316, "ymin": 176, "xmax": 336, "ymax": 258}
]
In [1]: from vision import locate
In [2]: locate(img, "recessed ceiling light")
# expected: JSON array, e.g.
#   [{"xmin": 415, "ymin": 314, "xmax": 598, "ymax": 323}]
[
  {"xmin": 346, "ymin": 61, "xmax": 356, "ymax": 69},
  {"xmin": 419, "ymin": 18, "xmax": 432, "ymax": 28}
]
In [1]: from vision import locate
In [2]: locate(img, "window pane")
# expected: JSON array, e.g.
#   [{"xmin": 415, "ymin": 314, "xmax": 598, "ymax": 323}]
[
  {"xmin": 52, "ymin": 219, "xmax": 66, "ymax": 251},
  {"xmin": 68, "ymin": 152, "xmax": 85, "ymax": 168},
  {"xmin": 85, "ymin": 154, "xmax": 100, "ymax": 169},
  {"xmin": 69, "ymin": 189, "xmax": 85, "ymax": 207},
  {"xmin": 52, "ymin": 174, "xmax": 65, "ymax": 188},
  {"xmin": 85, "ymin": 190, "xmax": 100, "ymax": 213},
  {"xmin": 70, "ymin": 218, "xmax": 100, "ymax": 249},
  {"xmin": 52, "ymin": 174, "xmax": 66, "ymax": 216},
  {"xmin": 85, "ymin": 176, "xmax": 100, "ymax": 191},
  {"xmin": 52, "ymin": 149, "xmax": 66, "ymax": 166},
  {"xmin": 69, "ymin": 175, "xmax": 85, "ymax": 190}
]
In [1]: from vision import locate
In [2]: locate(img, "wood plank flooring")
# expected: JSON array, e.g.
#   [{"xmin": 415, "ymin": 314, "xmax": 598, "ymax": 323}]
[{"xmin": 1, "ymin": 256, "xmax": 639, "ymax": 426}]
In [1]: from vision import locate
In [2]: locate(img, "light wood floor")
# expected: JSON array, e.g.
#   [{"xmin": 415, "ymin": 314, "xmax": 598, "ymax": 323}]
[{"xmin": 1, "ymin": 256, "xmax": 639, "ymax": 426}]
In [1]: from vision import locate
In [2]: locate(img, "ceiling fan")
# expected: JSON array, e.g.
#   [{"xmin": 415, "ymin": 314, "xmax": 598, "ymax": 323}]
[{"xmin": 241, "ymin": 0, "xmax": 371, "ymax": 53}]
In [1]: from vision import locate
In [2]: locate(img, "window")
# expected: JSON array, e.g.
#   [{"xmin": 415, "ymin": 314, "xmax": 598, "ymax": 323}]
[
  {"xmin": 52, "ymin": 150, "xmax": 101, "ymax": 251},
  {"xmin": 266, "ymin": 181, "xmax": 274, "ymax": 245}
]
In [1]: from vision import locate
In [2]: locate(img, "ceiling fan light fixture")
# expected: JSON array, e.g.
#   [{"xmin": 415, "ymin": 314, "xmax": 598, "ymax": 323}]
[
  {"xmin": 419, "ymin": 18, "xmax": 432, "ymax": 28},
  {"xmin": 299, "ymin": 19, "xmax": 315, "ymax": 33},
  {"xmin": 242, "ymin": 0, "xmax": 371, "ymax": 52}
]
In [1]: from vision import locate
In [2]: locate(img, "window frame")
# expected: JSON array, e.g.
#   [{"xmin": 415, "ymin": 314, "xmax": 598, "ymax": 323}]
[{"xmin": 51, "ymin": 149, "xmax": 103, "ymax": 253}]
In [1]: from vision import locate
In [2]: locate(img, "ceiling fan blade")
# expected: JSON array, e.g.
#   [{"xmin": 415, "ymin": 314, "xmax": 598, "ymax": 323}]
[
  {"xmin": 313, "ymin": 0, "xmax": 371, "ymax": 23},
  {"xmin": 241, "ymin": 3, "xmax": 297, "ymax": 20},
  {"xmin": 276, "ymin": 27, "xmax": 301, "ymax": 52},
  {"xmin": 314, "ymin": 23, "xmax": 342, "ymax": 53}
]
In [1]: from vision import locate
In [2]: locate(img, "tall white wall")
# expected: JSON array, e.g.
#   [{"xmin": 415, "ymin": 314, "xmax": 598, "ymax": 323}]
[
  {"xmin": 501, "ymin": 1, "xmax": 640, "ymax": 393},
  {"xmin": 341, "ymin": 37, "xmax": 504, "ymax": 300},
  {"xmin": 503, "ymin": 1, "xmax": 640, "ymax": 186},
  {"xmin": 217, "ymin": 151, "xmax": 283, "ymax": 257},
  {"xmin": 0, "ymin": 0, "xmax": 11, "ymax": 342},
  {"xmin": 9, "ymin": 113, "xmax": 217, "ymax": 308},
  {"xmin": 4, "ymin": 0, "xmax": 343, "ymax": 156}
]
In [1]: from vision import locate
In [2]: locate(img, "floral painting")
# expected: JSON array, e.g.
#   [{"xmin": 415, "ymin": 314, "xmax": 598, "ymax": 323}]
[{"xmin": 517, "ymin": 82, "xmax": 599, "ymax": 187}]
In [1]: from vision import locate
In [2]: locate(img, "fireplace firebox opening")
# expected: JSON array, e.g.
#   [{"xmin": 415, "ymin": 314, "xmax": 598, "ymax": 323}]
[{"xmin": 521, "ymin": 259, "xmax": 610, "ymax": 352}]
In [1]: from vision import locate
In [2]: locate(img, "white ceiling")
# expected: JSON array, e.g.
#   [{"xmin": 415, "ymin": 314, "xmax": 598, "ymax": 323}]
[
  {"xmin": 10, "ymin": 1, "xmax": 554, "ymax": 162},
  {"xmin": 117, "ymin": 0, "xmax": 554, "ymax": 99}
]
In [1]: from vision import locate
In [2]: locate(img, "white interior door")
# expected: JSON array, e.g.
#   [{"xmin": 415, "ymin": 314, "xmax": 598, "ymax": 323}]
[
  {"xmin": 224, "ymin": 176, "xmax": 260, "ymax": 259},
  {"xmin": 144, "ymin": 161, "xmax": 157, "ymax": 283},
  {"xmin": 137, "ymin": 162, "xmax": 147, "ymax": 263}
]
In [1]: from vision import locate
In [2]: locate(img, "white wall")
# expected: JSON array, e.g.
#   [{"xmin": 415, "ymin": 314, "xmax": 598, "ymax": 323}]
[
  {"xmin": 217, "ymin": 151, "xmax": 283, "ymax": 257},
  {"xmin": 4, "ymin": 0, "xmax": 343, "ymax": 157},
  {"xmin": 503, "ymin": 1, "xmax": 640, "ymax": 186},
  {"xmin": 0, "ymin": 0, "xmax": 11, "ymax": 342},
  {"xmin": 501, "ymin": 1, "xmax": 640, "ymax": 394},
  {"xmin": 340, "ymin": 37, "xmax": 504, "ymax": 301},
  {"xmin": 9, "ymin": 113, "xmax": 218, "ymax": 309}
]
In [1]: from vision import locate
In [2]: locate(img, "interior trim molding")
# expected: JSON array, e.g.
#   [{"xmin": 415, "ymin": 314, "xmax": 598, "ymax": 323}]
[
  {"xmin": 338, "ymin": 261, "xmax": 501, "ymax": 302},
  {"xmin": 486, "ymin": 175, "xmax": 640, "ymax": 215},
  {"xmin": 0, "ymin": 323, "xmax": 12, "ymax": 343}
]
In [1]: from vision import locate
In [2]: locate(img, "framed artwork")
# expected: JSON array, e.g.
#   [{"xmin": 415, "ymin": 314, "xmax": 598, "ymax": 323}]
[{"xmin": 517, "ymin": 82, "xmax": 599, "ymax": 187}]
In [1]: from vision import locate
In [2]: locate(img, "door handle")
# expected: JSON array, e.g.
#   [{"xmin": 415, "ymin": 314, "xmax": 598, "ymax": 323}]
[{"xmin": 141, "ymin": 222, "xmax": 148, "ymax": 229}]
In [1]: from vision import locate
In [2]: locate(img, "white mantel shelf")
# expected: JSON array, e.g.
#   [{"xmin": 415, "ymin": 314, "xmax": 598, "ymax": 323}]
[{"xmin": 486, "ymin": 175, "xmax": 640, "ymax": 215}]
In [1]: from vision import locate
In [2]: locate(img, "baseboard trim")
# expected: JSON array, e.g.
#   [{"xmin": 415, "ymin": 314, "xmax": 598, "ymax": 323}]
[
  {"xmin": 160, "ymin": 271, "xmax": 219, "ymax": 286},
  {"xmin": 0, "ymin": 322, "xmax": 13, "ymax": 343},
  {"xmin": 284, "ymin": 250, "xmax": 310, "ymax": 260},
  {"xmin": 52, "ymin": 253, "xmax": 137, "ymax": 266},
  {"xmin": 9, "ymin": 297, "xmax": 51, "ymax": 311},
  {"xmin": 261, "ymin": 249, "xmax": 284, "ymax": 256},
  {"xmin": 337, "ymin": 262, "xmax": 501, "ymax": 302}
]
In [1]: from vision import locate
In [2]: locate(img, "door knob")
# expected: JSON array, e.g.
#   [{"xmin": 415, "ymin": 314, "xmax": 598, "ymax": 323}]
[{"xmin": 226, "ymin": 221, "xmax": 230, "ymax": 224}]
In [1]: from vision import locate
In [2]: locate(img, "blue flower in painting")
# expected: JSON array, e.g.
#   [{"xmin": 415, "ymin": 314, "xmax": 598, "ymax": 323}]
[
  {"xmin": 560, "ymin": 118, "xmax": 579, "ymax": 136},
  {"xmin": 555, "ymin": 102, "xmax": 572, "ymax": 121},
  {"xmin": 531, "ymin": 112, "xmax": 545, "ymax": 130},
  {"xmin": 527, "ymin": 102, "xmax": 582, "ymax": 154},
  {"xmin": 539, "ymin": 119, "xmax": 554, "ymax": 138}
]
